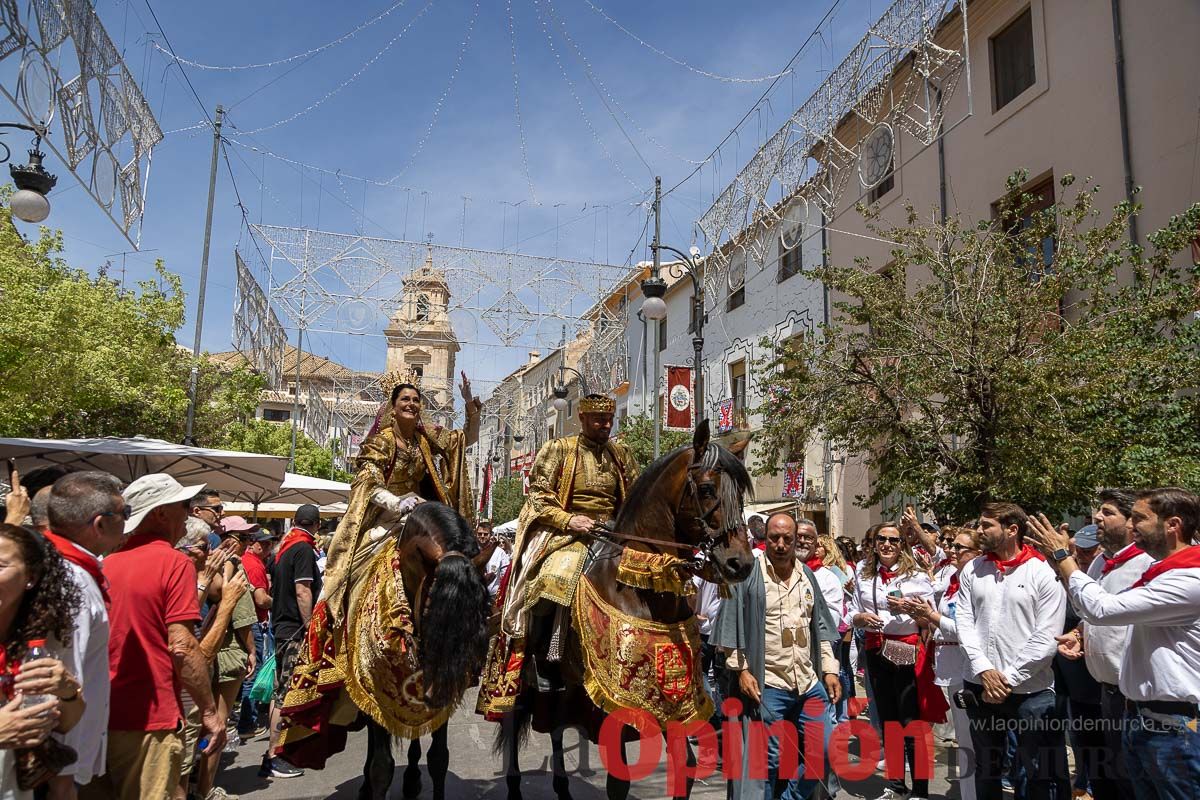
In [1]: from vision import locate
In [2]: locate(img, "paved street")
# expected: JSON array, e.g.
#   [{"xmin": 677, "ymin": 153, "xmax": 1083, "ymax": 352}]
[{"xmin": 223, "ymin": 690, "xmax": 960, "ymax": 800}]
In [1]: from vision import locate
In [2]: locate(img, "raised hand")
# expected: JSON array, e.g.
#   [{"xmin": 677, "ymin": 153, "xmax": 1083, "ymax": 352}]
[{"xmin": 1026, "ymin": 513, "xmax": 1071, "ymax": 557}]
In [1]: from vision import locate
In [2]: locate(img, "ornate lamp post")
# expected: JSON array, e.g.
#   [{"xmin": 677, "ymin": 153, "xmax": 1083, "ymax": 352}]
[
  {"xmin": 639, "ymin": 176, "xmax": 706, "ymax": 458},
  {"xmin": 1, "ymin": 124, "xmax": 57, "ymax": 223}
]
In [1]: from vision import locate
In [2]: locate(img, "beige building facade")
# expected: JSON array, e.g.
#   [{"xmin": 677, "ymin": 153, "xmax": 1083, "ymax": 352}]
[{"xmin": 815, "ymin": 0, "xmax": 1200, "ymax": 536}]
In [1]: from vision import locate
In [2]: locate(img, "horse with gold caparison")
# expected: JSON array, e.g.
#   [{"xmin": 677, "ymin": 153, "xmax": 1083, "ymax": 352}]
[{"xmin": 482, "ymin": 420, "xmax": 757, "ymax": 800}]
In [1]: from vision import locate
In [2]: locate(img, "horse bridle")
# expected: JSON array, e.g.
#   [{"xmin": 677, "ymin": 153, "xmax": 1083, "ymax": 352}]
[{"xmin": 589, "ymin": 445, "xmax": 735, "ymax": 569}]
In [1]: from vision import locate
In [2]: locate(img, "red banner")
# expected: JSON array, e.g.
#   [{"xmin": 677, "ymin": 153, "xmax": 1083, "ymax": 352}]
[
  {"xmin": 479, "ymin": 462, "xmax": 493, "ymax": 513},
  {"xmin": 783, "ymin": 463, "xmax": 805, "ymax": 498},
  {"xmin": 663, "ymin": 366, "xmax": 695, "ymax": 432}
]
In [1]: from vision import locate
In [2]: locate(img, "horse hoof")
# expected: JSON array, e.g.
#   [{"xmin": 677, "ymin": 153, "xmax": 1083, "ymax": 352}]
[{"xmin": 402, "ymin": 769, "xmax": 422, "ymax": 799}]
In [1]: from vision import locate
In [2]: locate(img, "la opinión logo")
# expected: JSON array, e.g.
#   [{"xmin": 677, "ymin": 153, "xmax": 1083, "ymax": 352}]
[{"xmin": 598, "ymin": 698, "xmax": 938, "ymax": 796}]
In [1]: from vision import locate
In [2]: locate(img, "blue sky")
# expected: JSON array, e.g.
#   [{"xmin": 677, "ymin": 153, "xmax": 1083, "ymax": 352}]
[{"xmin": 12, "ymin": 0, "xmax": 876, "ymax": 393}]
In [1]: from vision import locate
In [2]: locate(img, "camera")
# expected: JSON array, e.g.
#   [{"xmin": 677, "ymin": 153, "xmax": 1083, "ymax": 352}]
[{"xmin": 953, "ymin": 689, "xmax": 979, "ymax": 709}]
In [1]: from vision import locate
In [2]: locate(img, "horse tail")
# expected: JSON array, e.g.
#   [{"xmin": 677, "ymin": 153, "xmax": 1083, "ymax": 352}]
[
  {"xmin": 420, "ymin": 552, "xmax": 490, "ymax": 709},
  {"xmin": 492, "ymin": 697, "xmax": 533, "ymax": 758}
]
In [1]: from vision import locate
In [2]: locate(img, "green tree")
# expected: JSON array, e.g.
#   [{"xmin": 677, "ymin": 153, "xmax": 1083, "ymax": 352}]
[
  {"xmin": 615, "ymin": 414, "xmax": 693, "ymax": 471},
  {"xmin": 219, "ymin": 419, "xmax": 340, "ymax": 479},
  {"xmin": 0, "ymin": 209, "xmax": 262, "ymax": 441},
  {"xmin": 756, "ymin": 174, "xmax": 1200, "ymax": 521},
  {"xmin": 488, "ymin": 475, "xmax": 526, "ymax": 524}
]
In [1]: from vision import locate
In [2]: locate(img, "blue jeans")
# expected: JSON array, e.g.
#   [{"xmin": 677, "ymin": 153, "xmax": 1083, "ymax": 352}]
[
  {"xmin": 761, "ymin": 682, "xmax": 833, "ymax": 800},
  {"xmin": 964, "ymin": 685, "xmax": 1069, "ymax": 800},
  {"xmin": 1122, "ymin": 709, "xmax": 1200, "ymax": 800},
  {"xmin": 238, "ymin": 621, "xmax": 267, "ymax": 733}
]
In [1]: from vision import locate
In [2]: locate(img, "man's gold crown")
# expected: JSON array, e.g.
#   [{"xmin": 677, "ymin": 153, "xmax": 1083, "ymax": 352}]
[{"xmin": 580, "ymin": 395, "xmax": 616, "ymax": 414}]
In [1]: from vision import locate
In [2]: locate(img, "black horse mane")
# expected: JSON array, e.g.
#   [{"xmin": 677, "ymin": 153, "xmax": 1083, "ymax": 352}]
[
  {"xmin": 401, "ymin": 502, "xmax": 489, "ymax": 708},
  {"xmin": 614, "ymin": 440, "xmax": 754, "ymax": 531},
  {"xmin": 402, "ymin": 501, "xmax": 480, "ymax": 557}
]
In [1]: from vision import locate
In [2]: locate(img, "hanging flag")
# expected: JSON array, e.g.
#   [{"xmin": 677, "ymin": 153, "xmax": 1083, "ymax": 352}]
[
  {"xmin": 479, "ymin": 462, "xmax": 493, "ymax": 514},
  {"xmin": 783, "ymin": 463, "xmax": 805, "ymax": 497},
  {"xmin": 663, "ymin": 366, "xmax": 695, "ymax": 431},
  {"xmin": 716, "ymin": 399, "xmax": 736, "ymax": 433}
]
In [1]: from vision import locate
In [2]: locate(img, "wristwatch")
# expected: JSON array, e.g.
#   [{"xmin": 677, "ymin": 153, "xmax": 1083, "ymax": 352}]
[{"xmin": 1050, "ymin": 548, "xmax": 1071, "ymax": 563}]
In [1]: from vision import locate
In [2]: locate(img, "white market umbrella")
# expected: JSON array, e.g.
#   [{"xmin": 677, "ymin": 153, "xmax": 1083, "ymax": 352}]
[
  {"xmin": 0, "ymin": 436, "xmax": 288, "ymax": 502},
  {"xmin": 274, "ymin": 472, "xmax": 351, "ymax": 506},
  {"xmin": 222, "ymin": 501, "xmax": 347, "ymax": 520}
]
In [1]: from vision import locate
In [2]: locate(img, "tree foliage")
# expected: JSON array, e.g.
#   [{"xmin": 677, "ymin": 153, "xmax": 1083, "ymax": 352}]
[
  {"xmin": 0, "ymin": 210, "xmax": 263, "ymax": 441},
  {"xmin": 756, "ymin": 174, "xmax": 1200, "ymax": 521},
  {"xmin": 488, "ymin": 475, "xmax": 526, "ymax": 524},
  {"xmin": 615, "ymin": 414, "xmax": 693, "ymax": 471},
  {"xmin": 219, "ymin": 419, "xmax": 345, "ymax": 480}
]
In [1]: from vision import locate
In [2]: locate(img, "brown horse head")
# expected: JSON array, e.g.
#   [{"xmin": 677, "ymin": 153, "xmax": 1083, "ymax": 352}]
[
  {"xmin": 613, "ymin": 419, "xmax": 756, "ymax": 585},
  {"xmin": 394, "ymin": 502, "xmax": 491, "ymax": 709}
]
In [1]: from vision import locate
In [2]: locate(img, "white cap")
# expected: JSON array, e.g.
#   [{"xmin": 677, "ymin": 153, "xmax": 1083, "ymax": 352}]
[{"xmin": 122, "ymin": 473, "xmax": 206, "ymax": 534}]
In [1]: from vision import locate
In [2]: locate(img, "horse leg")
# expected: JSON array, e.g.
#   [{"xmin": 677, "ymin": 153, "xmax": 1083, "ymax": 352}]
[
  {"xmin": 427, "ymin": 723, "xmax": 449, "ymax": 800},
  {"xmin": 550, "ymin": 728, "xmax": 573, "ymax": 800},
  {"xmin": 402, "ymin": 737, "xmax": 422, "ymax": 798},
  {"xmin": 666, "ymin": 732, "xmax": 697, "ymax": 800},
  {"xmin": 605, "ymin": 728, "xmax": 630, "ymax": 800},
  {"xmin": 503, "ymin": 714, "xmax": 524, "ymax": 800},
  {"xmin": 360, "ymin": 719, "xmax": 397, "ymax": 800}
]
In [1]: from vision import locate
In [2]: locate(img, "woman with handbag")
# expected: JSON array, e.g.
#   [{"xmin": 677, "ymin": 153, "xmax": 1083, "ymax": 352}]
[
  {"xmin": 849, "ymin": 521, "xmax": 936, "ymax": 800},
  {"xmin": 0, "ymin": 524, "xmax": 85, "ymax": 798}
]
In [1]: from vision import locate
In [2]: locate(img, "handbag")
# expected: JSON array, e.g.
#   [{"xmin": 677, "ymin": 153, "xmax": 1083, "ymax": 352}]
[
  {"xmin": 249, "ymin": 651, "xmax": 277, "ymax": 705},
  {"xmin": 872, "ymin": 572, "xmax": 919, "ymax": 666},
  {"xmin": 15, "ymin": 738, "xmax": 77, "ymax": 791}
]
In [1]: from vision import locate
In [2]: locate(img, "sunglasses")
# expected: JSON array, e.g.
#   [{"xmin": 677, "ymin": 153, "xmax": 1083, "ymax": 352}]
[
  {"xmin": 876, "ymin": 535, "xmax": 902, "ymax": 544},
  {"xmin": 947, "ymin": 543, "xmax": 979, "ymax": 553},
  {"xmin": 196, "ymin": 504, "xmax": 224, "ymax": 513},
  {"xmin": 96, "ymin": 506, "xmax": 133, "ymax": 521}
]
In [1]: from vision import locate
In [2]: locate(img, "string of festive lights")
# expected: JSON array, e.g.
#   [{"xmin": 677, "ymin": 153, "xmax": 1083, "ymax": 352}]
[
  {"xmin": 506, "ymin": 0, "xmax": 538, "ymax": 204},
  {"xmin": 385, "ymin": 0, "xmax": 481, "ymax": 184},
  {"xmin": 578, "ymin": 0, "xmax": 792, "ymax": 84},
  {"xmin": 530, "ymin": 0, "xmax": 644, "ymax": 194},
  {"xmin": 230, "ymin": 0, "xmax": 435, "ymax": 135},
  {"xmin": 542, "ymin": 0, "xmax": 706, "ymax": 168},
  {"xmin": 151, "ymin": 0, "xmax": 412, "ymax": 70}
]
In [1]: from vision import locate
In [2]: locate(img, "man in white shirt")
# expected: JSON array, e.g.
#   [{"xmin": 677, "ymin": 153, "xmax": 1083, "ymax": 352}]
[
  {"xmin": 44, "ymin": 471, "xmax": 125, "ymax": 800},
  {"xmin": 475, "ymin": 519, "xmax": 510, "ymax": 600},
  {"xmin": 1056, "ymin": 488, "xmax": 1151, "ymax": 800},
  {"xmin": 956, "ymin": 501, "xmax": 1068, "ymax": 800},
  {"xmin": 1027, "ymin": 488, "xmax": 1200, "ymax": 800},
  {"xmin": 796, "ymin": 519, "xmax": 842, "ymax": 611}
]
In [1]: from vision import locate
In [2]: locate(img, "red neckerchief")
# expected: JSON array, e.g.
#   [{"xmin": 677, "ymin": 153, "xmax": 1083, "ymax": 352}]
[
  {"xmin": 1102, "ymin": 543, "xmax": 1145, "ymax": 575},
  {"xmin": 935, "ymin": 557, "xmax": 954, "ymax": 570},
  {"xmin": 1131, "ymin": 545, "xmax": 1200, "ymax": 589},
  {"xmin": 277, "ymin": 527, "xmax": 316, "ymax": 560},
  {"xmin": 43, "ymin": 530, "xmax": 110, "ymax": 606},
  {"xmin": 804, "ymin": 557, "xmax": 824, "ymax": 572},
  {"xmin": 986, "ymin": 544, "xmax": 1045, "ymax": 574},
  {"xmin": 878, "ymin": 565, "xmax": 897, "ymax": 582},
  {"xmin": 944, "ymin": 572, "xmax": 961, "ymax": 600}
]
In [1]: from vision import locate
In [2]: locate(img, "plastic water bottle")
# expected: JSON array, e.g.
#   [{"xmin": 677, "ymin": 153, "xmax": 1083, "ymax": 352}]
[{"xmin": 20, "ymin": 639, "xmax": 57, "ymax": 708}]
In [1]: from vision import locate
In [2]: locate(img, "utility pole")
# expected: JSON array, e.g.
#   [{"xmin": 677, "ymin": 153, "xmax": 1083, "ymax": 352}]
[
  {"xmin": 184, "ymin": 105, "xmax": 224, "ymax": 446},
  {"xmin": 651, "ymin": 177, "xmax": 662, "ymax": 459},
  {"xmin": 289, "ymin": 327, "xmax": 303, "ymax": 471}
]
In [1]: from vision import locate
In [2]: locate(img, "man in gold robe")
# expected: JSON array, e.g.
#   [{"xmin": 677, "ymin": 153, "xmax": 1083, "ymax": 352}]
[{"xmin": 478, "ymin": 394, "xmax": 638, "ymax": 716}]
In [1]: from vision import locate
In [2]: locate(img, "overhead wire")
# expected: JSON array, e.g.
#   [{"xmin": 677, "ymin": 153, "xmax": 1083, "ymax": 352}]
[
  {"xmin": 385, "ymin": 0, "xmax": 482, "ymax": 184},
  {"xmin": 151, "ymin": 0, "xmax": 413, "ymax": 70},
  {"xmin": 662, "ymin": 0, "xmax": 846, "ymax": 198},
  {"xmin": 230, "ymin": 0, "xmax": 435, "ymax": 135},
  {"xmin": 530, "ymin": 0, "xmax": 643, "ymax": 194},
  {"xmin": 577, "ymin": 0, "xmax": 792, "ymax": 84},
  {"xmin": 505, "ymin": 0, "xmax": 538, "ymax": 204}
]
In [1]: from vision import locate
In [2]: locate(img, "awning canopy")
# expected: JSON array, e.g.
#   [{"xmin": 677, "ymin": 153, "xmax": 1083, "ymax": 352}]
[
  {"xmin": 222, "ymin": 501, "xmax": 347, "ymax": 521},
  {"xmin": 743, "ymin": 500, "xmax": 801, "ymax": 522},
  {"xmin": 274, "ymin": 472, "xmax": 351, "ymax": 506},
  {"xmin": 0, "ymin": 436, "xmax": 288, "ymax": 502}
]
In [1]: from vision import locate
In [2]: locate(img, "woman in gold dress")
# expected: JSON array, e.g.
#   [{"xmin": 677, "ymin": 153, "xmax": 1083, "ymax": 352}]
[{"xmin": 277, "ymin": 374, "xmax": 482, "ymax": 771}]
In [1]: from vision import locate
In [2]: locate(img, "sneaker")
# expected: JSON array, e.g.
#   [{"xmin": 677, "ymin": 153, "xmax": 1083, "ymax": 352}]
[
  {"xmin": 205, "ymin": 789, "xmax": 239, "ymax": 800},
  {"xmin": 1001, "ymin": 778, "xmax": 1014, "ymax": 792},
  {"xmin": 223, "ymin": 733, "xmax": 241, "ymax": 753},
  {"xmin": 265, "ymin": 757, "xmax": 304, "ymax": 779},
  {"xmin": 873, "ymin": 790, "xmax": 908, "ymax": 800}
]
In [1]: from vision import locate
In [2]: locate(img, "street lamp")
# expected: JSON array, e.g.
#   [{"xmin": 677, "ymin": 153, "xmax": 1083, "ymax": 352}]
[
  {"xmin": 1, "ymin": 124, "xmax": 57, "ymax": 223},
  {"xmin": 640, "ymin": 176, "xmax": 707, "ymax": 451}
]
